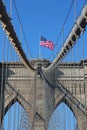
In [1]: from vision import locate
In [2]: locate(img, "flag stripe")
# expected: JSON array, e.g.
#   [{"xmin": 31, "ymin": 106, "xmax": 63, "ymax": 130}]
[{"xmin": 40, "ymin": 36, "xmax": 54, "ymax": 50}]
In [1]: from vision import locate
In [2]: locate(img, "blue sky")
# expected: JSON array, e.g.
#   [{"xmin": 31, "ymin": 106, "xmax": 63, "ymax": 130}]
[
  {"xmin": 4, "ymin": 102, "xmax": 77, "ymax": 130},
  {"xmin": 2, "ymin": 0, "xmax": 87, "ymax": 61},
  {"xmin": 1, "ymin": 0, "xmax": 87, "ymax": 129}
]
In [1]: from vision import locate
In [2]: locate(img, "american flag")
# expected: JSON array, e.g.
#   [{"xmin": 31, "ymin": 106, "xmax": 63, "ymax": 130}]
[{"xmin": 40, "ymin": 36, "xmax": 54, "ymax": 50}]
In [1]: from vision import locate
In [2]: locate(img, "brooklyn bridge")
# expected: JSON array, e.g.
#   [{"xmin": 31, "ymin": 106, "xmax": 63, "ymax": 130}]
[{"xmin": 0, "ymin": 0, "xmax": 87, "ymax": 130}]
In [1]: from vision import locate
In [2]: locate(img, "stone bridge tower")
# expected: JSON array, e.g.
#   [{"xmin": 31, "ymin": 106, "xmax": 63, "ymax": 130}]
[{"xmin": 0, "ymin": 59, "xmax": 87, "ymax": 130}]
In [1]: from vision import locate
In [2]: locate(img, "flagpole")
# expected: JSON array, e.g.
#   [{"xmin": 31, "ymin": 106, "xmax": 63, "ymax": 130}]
[
  {"xmin": 39, "ymin": 42, "xmax": 40, "ymax": 59},
  {"xmin": 39, "ymin": 37, "xmax": 41, "ymax": 59}
]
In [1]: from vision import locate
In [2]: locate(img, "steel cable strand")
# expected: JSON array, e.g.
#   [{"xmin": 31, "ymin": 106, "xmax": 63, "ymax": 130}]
[
  {"xmin": 40, "ymin": 69, "xmax": 87, "ymax": 115},
  {"xmin": 48, "ymin": 0, "xmax": 75, "ymax": 61},
  {"xmin": 43, "ymin": 3, "xmax": 87, "ymax": 72},
  {"xmin": 12, "ymin": 0, "xmax": 33, "ymax": 59},
  {"xmin": 0, "ymin": 0, "xmax": 35, "ymax": 70}
]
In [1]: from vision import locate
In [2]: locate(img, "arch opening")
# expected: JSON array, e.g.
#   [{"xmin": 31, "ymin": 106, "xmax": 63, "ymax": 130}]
[
  {"xmin": 4, "ymin": 102, "xmax": 31, "ymax": 130},
  {"xmin": 48, "ymin": 102, "xmax": 79, "ymax": 130}
]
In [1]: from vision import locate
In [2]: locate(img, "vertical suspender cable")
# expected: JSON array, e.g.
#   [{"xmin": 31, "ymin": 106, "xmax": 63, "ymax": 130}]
[
  {"xmin": 14, "ymin": 102, "xmax": 16, "ymax": 130},
  {"xmin": 77, "ymin": 38, "xmax": 81, "ymax": 99},
  {"xmin": 17, "ymin": 43, "xmax": 19, "ymax": 129},
  {"xmin": 19, "ymin": 23, "xmax": 23, "ymax": 130},
  {"xmin": 7, "ymin": 42, "xmax": 10, "ymax": 130},
  {"xmin": 17, "ymin": 23, "xmax": 22, "ymax": 130},
  {"xmin": 48, "ymin": 0, "xmax": 75, "ymax": 61},
  {"xmin": 74, "ymin": 0, "xmax": 76, "ymax": 23},
  {"xmin": 9, "ymin": 0, "xmax": 13, "ymax": 127},
  {"xmin": 72, "ymin": 46, "xmax": 76, "ymax": 130},
  {"xmin": 4, "ymin": 32, "xmax": 9, "ymax": 130},
  {"xmin": 82, "ymin": 32, "xmax": 85, "ymax": 95},
  {"xmin": 1, "ymin": 30, "xmax": 5, "ymax": 129},
  {"xmin": 12, "ymin": 41, "xmax": 16, "ymax": 130},
  {"xmin": 10, "ymin": 0, "xmax": 12, "ymax": 18},
  {"xmin": 5, "ymin": 37, "xmax": 9, "ymax": 130},
  {"xmin": 76, "ymin": 37, "xmax": 81, "ymax": 129},
  {"xmin": 13, "ymin": 0, "xmax": 32, "ymax": 59},
  {"xmin": 62, "ymin": 27, "xmax": 64, "ymax": 46},
  {"xmin": 73, "ymin": 1, "xmax": 77, "ymax": 129},
  {"xmin": 9, "ymin": 43, "xmax": 12, "ymax": 130},
  {"xmin": 62, "ymin": 26, "xmax": 67, "ymax": 130},
  {"xmin": 81, "ymin": 31, "xmax": 87, "ymax": 129}
]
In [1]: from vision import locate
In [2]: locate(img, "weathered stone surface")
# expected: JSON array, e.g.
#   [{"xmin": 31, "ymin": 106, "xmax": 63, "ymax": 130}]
[
  {"xmin": 45, "ymin": 60, "xmax": 87, "ymax": 130},
  {"xmin": 0, "ymin": 60, "xmax": 87, "ymax": 130}
]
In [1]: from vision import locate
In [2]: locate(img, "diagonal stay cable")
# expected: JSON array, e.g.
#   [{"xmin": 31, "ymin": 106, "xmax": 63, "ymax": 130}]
[
  {"xmin": 6, "ymin": 82, "xmax": 31, "ymax": 108},
  {"xmin": 0, "ymin": 0, "xmax": 35, "ymax": 70},
  {"xmin": 13, "ymin": 0, "xmax": 33, "ymax": 59},
  {"xmin": 48, "ymin": 0, "xmax": 75, "ymax": 61},
  {"xmin": 40, "ymin": 69, "xmax": 87, "ymax": 115},
  {"xmin": 48, "ymin": 0, "xmax": 87, "ymax": 64}
]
